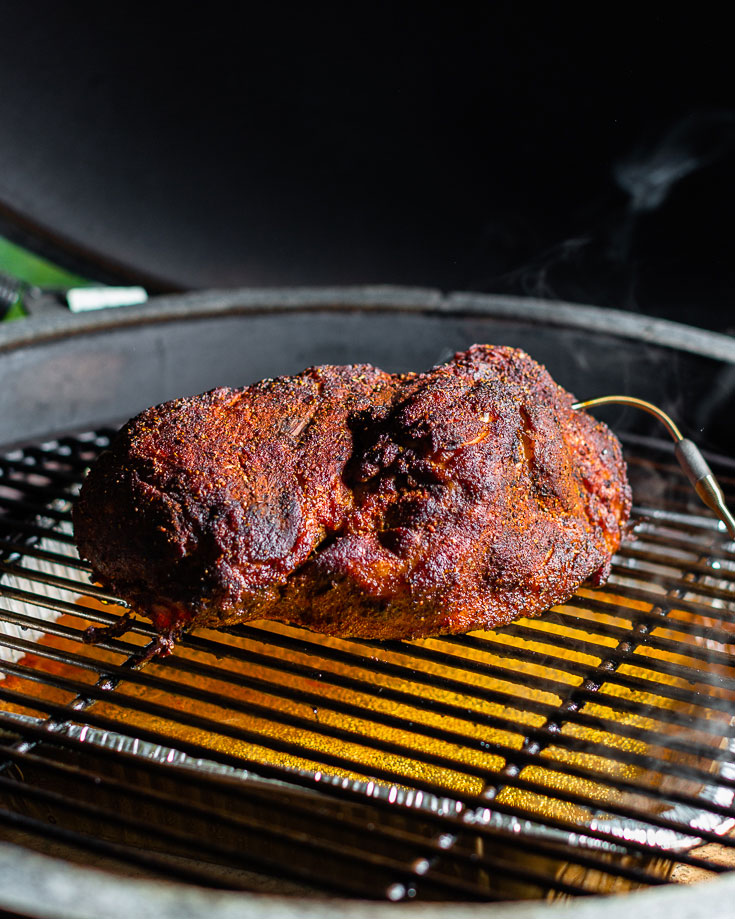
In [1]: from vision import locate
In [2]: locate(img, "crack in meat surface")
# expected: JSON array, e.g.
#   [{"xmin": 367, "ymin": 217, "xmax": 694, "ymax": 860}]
[{"xmin": 73, "ymin": 346, "xmax": 631, "ymax": 639}]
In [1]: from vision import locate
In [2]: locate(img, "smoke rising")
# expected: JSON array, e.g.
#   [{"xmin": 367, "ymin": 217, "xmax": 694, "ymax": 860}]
[
  {"xmin": 488, "ymin": 111, "xmax": 735, "ymax": 321},
  {"xmin": 614, "ymin": 110, "xmax": 735, "ymax": 213}
]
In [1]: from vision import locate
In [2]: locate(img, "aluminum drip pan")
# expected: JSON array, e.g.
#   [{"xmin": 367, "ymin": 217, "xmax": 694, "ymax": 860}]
[{"xmin": 5, "ymin": 709, "xmax": 730, "ymax": 857}]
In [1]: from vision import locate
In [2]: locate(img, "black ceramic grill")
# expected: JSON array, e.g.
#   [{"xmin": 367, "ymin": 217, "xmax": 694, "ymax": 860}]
[{"xmin": 1, "ymin": 290, "xmax": 735, "ymax": 918}]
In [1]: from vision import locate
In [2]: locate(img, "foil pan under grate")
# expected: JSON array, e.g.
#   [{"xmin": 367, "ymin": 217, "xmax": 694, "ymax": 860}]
[{"xmin": 1, "ymin": 429, "xmax": 735, "ymax": 902}]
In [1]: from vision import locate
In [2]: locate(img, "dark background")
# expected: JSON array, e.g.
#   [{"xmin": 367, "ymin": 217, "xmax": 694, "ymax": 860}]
[{"xmin": 0, "ymin": 5, "xmax": 732, "ymax": 330}]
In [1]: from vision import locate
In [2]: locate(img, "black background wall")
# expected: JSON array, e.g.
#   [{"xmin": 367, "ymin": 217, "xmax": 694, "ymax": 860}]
[{"xmin": 0, "ymin": 4, "xmax": 732, "ymax": 331}]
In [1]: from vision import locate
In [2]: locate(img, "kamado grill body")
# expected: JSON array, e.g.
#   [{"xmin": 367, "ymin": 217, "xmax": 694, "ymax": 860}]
[{"xmin": 2, "ymin": 289, "xmax": 735, "ymax": 918}]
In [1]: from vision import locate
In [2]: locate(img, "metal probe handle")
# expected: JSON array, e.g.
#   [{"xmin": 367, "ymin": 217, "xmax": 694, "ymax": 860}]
[
  {"xmin": 674, "ymin": 439, "xmax": 735, "ymax": 538},
  {"xmin": 573, "ymin": 396, "xmax": 735, "ymax": 539}
]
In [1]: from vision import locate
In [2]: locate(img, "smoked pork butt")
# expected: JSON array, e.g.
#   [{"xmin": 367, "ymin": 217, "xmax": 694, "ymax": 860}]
[{"xmin": 73, "ymin": 346, "xmax": 631, "ymax": 640}]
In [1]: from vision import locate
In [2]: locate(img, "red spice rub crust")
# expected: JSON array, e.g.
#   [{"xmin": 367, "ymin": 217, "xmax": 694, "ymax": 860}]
[{"xmin": 73, "ymin": 346, "xmax": 631, "ymax": 639}]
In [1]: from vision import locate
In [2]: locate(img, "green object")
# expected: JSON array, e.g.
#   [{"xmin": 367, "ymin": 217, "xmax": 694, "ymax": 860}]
[
  {"xmin": 0, "ymin": 235, "xmax": 89, "ymax": 287},
  {"xmin": 0, "ymin": 234, "xmax": 92, "ymax": 320},
  {"xmin": 3, "ymin": 300, "xmax": 26, "ymax": 320}
]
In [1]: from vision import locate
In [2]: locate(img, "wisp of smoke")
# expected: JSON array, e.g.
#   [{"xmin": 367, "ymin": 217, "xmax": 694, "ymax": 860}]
[{"xmin": 614, "ymin": 110, "xmax": 735, "ymax": 213}]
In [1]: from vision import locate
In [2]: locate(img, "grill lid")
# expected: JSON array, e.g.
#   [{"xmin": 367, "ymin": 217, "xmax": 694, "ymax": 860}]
[{"xmin": 0, "ymin": 9, "xmax": 733, "ymax": 330}]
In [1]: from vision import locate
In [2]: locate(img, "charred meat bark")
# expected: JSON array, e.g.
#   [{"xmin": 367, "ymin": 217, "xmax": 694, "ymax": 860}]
[{"xmin": 73, "ymin": 346, "xmax": 631, "ymax": 639}]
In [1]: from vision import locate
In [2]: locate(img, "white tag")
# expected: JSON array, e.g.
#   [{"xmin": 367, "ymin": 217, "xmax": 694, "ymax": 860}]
[{"xmin": 66, "ymin": 286, "xmax": 148, "ymax": 313}]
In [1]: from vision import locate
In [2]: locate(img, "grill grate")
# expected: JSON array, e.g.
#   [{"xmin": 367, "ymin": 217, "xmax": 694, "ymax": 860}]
[{"xmin": 1, "ymin": 431, "xmax": 735, "ymax": 902}]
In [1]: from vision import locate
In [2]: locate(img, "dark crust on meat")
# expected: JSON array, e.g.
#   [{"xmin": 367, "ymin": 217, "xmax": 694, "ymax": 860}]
[{"xmin": 73, "ymin": 346, "xmax": 631, "ymax": 639}]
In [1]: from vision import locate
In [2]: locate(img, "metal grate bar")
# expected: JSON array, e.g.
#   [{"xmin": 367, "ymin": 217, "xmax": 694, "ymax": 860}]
[
  {"xmin": 575, "ymin": 580, "xmax": 735, "ymax": 624},
  {"xmin": 0, "ymin": 758, "xmax": 502, "ymax": 901},
  {"xmin": 0, "ymin": 710, "xmax": 682, "ymax": 890},
  {"xmin": 0, "ymin": 496, "xmax": 71, "ymax": 522},
  {"xmin": 610, "ymin": 563, "xmax": 735, "ymax": 606},
  {"xmin": 0, "ymin": 477, "xmax": 78, "ymax": 505},
  {"xmin": 0, "ymin": 747, "xmax": 606, "ymax": 900},
  {"xmin": 503, "ymin": 616, "xmax": 735, "ymax": 671},
  {"xmin": 1, "ymin": 576, "xmax": 732, "ymax": 766},
  {"xmin": 1, "ymin": 601, "xmax": 731, "ymax": 801},
  {"xmin": 3, "ymin": 583, "xmax": 734, "ymax": 752},
  {"xmin": 632, "ymin": 536, "xmax": 735, "ymax": 567},
  {"xmin": 2, "ymin": 661, "xmax": 734, "ymax": 854},
  {"xmin": 620, "ymin": 546, "xmax": 735, "ymax": 582},
  {"xmin": 0, "ymin": 808, "xmax": 279, "ymax": 893},
  {"xmin": 433, "ymin": 631, "xmax": 735, "ymax": 707},
  {"xmin": 0, "ymin": 560, "xmax": 121, "ymax": 602},
  {"xmin": 562, "ymin": 595, "xmax": 735, "ymax": 649},
  {"xmin": 499, "ymin": 612, "xmax": 735, "ymax": 673},
  {"xmin": 5, "ymin": 576, "xmax": 734, "ymax": 750},
  {"xmin": 2, "ymin": 622, "xmax": 733, "ymax": 808},
  {"xmin": 631, "ymin": 508, "xmax": 734, "ymax": 536},
  {"xmin": 1, "ymin": 604, "xmax": 733, "ymax": 813},
  {"xmin": 0, "ymin": 457, "xmax": 86, "ymax": 486},
  {"xmin": 0, "ymin": 537, "xmax": 93, "ymax": 570},
  {"xmin": 0, "ymin": 516, "xmax": 77, "ymax": 546},
  {"xmin": 6, "ymin": 572, "xmax": 733, "ymax": 725},
  {"xmin": 0, "ymin": 679, "xmax": 727, "ymax": 884},
  {"xmin": 627, "ymin": 523, "xmax": 735, "ymax": 561}
]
